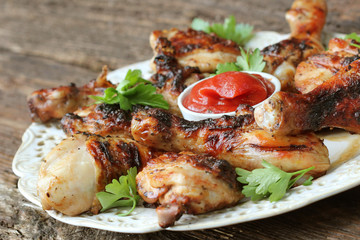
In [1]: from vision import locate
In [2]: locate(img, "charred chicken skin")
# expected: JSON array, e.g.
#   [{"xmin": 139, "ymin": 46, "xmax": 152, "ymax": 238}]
[
  {"xmin": 61, "ymin": 103, "xmax": 132, "ymax": 137},
  {"xmin": 37, "ymin": 134, "xmax": 157, "ymax": 216},
  {"xmin": 150, "ymin": 28, "xmax": 241, "ymax": 73},
  {"xmin": 28, "ymin": 66, "xmax": 115, "ymax": 123},
  {"xmin": 131, "ymin": 107, "xmax": 330, "ymax": 178},
  {"xmin": 255, "ymin": 59, "xmax": 360, "ymax": 135},
  {"xmin": 136, "ymin": 151, "xmax": 243, "ymax": 228},
  {"xmin": 261, "ymin": 0, "xmax": 327, "ymax": 91},
  {"xmin": 295, "ymin": 38, "xmax": 360, "ymax": 93},
  {"xmin": 150, "ymin": 50, "xmax": 205, "ymax": 116}
]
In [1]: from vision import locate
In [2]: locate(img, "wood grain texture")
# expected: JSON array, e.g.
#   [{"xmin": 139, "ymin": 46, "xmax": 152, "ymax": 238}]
[{"xmin": 0, "ymin": 0, "xmax": 359, "ymax": 239}]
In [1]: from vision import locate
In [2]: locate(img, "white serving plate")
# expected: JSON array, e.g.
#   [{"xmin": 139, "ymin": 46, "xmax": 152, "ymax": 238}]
[{"xmin": 13, "ymin": 31, "xmax": 360, "ymax": 233}]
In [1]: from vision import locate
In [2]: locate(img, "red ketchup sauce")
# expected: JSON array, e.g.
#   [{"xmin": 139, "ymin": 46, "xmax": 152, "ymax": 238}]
[{"xmin": 183, "ymin": 71, "xmax": 275, "ymax": 114}]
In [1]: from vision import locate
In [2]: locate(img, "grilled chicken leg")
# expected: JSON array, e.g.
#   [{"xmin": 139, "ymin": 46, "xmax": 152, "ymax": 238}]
[
  {"xmin": 37, "ymin": 134, "xmax": 156, "ymax": 216},
  {"xmin": 61, "ymin": 103, "xmax": 132, "ymax": 137},
  {"xmin": 294, "ymin": 38, "xmax": 360, "ymax": 94},
  {"xmin": 131, "ymin": 107, "xmax": 330, "ymax": 178},
  {"xmin": 261, "ymin": 0, "xmax": 327, "ymax": 91},
  {"xmin": 28, "ymin": 66, "xmax": 114, "ymax": 123},
  {"xmin": 255, "ymin": 59, "xmax": 360, "ymax": 135},
  {"xmin": 136, "ymin": 151, "xmax": 243, "ymax": 228}
]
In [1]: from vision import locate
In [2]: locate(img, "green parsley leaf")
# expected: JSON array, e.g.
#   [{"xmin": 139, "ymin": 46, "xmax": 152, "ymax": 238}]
[
  {"xmin": 96, "ymin": 167, "xmax": 141, "ymax": 216},
  {"xmin": 90, "ymin": 69, "xmax": 169, "ymax": 111},
  {"xmin": 236, "ymin": 160, "xmax": 314, "ymax": 202},
  {"xmin": 116, "ymin": 69, "xmax": 150, "ymax": 92},
  {"xmin": 191, "ymin": 18, "xmax": 211, "ymax": 33},
  {"xmin": 215, "ymin": 47, "xmax": 266, "ymax": 74},
  {"xmin": 191, "ymin": 15, "xmax": 254, "ymax": 46},
  {"xmin": 215, "ymin": 62, "xmax": 240, "ymax": 75},
  {"xmin": 237, "ymin": 47, "xmax": 266, "ymax": 72},
  {"xmin": 344, "ymin": 32, "xmax": 360, "ymax": 49}
]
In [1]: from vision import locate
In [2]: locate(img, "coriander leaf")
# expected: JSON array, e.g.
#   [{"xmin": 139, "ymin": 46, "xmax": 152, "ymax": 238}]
[
  {"xmin": 236, "ymin": 47, "xmax": 266, "ymax": 72},
  {"xmin": 246, "ymin": 167, "xmax": 283, "ymax": 196},
  {"xmin": 127, "ymin": 166, "xmax": 138, "ymax": 195},
  {"xmin": 91, "ymin": 88, "xmax": 119, "ymax": 105},
  {"xmin": 96, "ymin": 167, "xmax": 140, "ymax": 216},
  {"xmin": 235, "ymin": 24, "xmax": 254, "ymax": 46},
  {"xmin": 191, "ymin": 15, "xmax": 254, "ymax": 46},
  {"xmin": 345, "ymin": 32, "xmax": 360, "ymax": 49},
  {"xmin": 236, "ymin": 47, "xmax": 250, "ymax": 70},
  {"xmin": 235, "ymin": 168, "xmax": 251, "ymax": 184},
  {"xmin": 117, "ymin": 69, "xmax": 150, "ymax": 92},
  {"xmin": 215, "ymin": 62, "xmax": 239, "ymax": 75},
  {"xmin": 125, "ymin": 83, "xmax": 169, "ymax": 109},
  {"xmin": 191, "ymin": 18, "xmax": 211, "ymax": 33},
  {"xmin": 89, "ymin": 69, "xmax": 169, "ymax": 111},
  {"xmin": 242, "ymin": 185, "xmax": 265, "ymax": 201},
  {"xmin": 268, "ymin": 176, "xmax": 290, "ymax": 202},
  {"xmin": 214, "ymin": 47, "xmax": 266, "ymax": 74},
  {"xmin": 248, "ymin": 48, "xmax": 266, "ymax": 72},
  {"xmin": 236, "ymin": 160, "xmax": 314, "ymax": 202},
  {"xmin": 302, "ymin": 176, "xmax": 314, "ymax": 186},
  {"xmin": 117, "ymin": 94, "xmax": 132, "ymax": 111}
]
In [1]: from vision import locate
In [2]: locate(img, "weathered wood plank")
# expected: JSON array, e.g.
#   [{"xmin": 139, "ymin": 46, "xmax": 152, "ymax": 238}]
[{"xmin": 0, "ymin": 0, "xmax": 358, "ymax": 72}]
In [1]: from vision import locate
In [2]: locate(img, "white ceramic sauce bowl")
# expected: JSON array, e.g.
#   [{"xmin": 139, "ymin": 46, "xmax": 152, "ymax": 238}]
[{"xmin": 177, "ymin": 71, "xmax": 281, "ymax": 121}]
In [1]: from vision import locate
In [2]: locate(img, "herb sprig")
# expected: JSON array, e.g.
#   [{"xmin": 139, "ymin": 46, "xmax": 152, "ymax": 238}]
[
  {"xmin": 236, "ymin": 161, "xmax": 314, "ymax": 202},
  {"xmin": 215, "ymin": 47, "xmax": 266, "ymax": 74},
  {"xmin": 191, "ymin": 15, "xmax": 254, "ymax": 46},
  {"xmin": 96, "ymin": 167, "xmax": 140, "ymax": 216},
  {"xmin": 90, "ymin": 69, "xmax": 169, "ymax": 111},
  {"xmin": 345, "ymin": 32, "xmax": 360, "ymax": 49}
]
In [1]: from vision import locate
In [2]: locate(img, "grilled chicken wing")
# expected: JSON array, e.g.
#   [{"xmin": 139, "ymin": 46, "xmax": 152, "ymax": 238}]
[
  {"xmin": 294, "ymin": 38, "xmax": 360, "ymax": 93},
  {"xmin": 136, "ymin": 151, "xmax": 243, "ymax": 228},
  {"xmin": 255, "ymin": 59, "xmax": 360, "ymax": 135},
  {"xmin": 37, "ymin": 134, "xmax": 156, "ymax": 216},
  {"xmin": 150, "ymin": 28, "xmax": 241, "ymax": 73},
  {"xmin": 261, "ymin": 0, "xmax": 327, "ymax": 91},
  {"xmin": 61, "ymin": 103, "xmax": 132, "ymax": 137},
  {"xmin": 131, "ymin": 107, "xmax": 330, "ymax": 178},
  {"xmin": 28, "ymin": 66, "xmax": 114, "ymax": 123}
]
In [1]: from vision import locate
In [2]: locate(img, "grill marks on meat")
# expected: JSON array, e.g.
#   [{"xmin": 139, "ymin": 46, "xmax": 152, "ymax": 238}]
[
  {"xmin": 295, "ymin": 38, "xmax": 360, "ymax": 93},
  {"xmin": 150, "ymin": 38, "xmax": 204, "ymax": 116},
  {"xmin": 28, "ymin": 66, "xmax": 115, "ymax": 123},
  {"xmin": 151, "ymin": 54, "xmax": 201, "ymax": 91},
  {"xmin": 285, "ymin": 0, "xmax": 327, "ymax": 41},
  {"xmin": 261, "ymin": 0, "xmax": 327, "ymax": 91},
  {"xmin": 131, "ymin": 107, "xmax": 330, "ymax": 177},
  {"xmin": 262, "ymin": 37, "xmax": 324, "ymax": 91},
  {"xmin": 37, "ymin": 134, "xmax": 157, "ymax": 216},
  {"xmin": 150, "ymin": 28, "xmax": 241, "ymax": 73},
  {"xmin": 61, "ymin": 103, "xmax": 132, "ymax": 137},
  {"xmin": 136, "ymin": 151, "xmax": 243, "ymax": 228},
  {"xmin": 255, "ymin": 59, "xmax": 360, "ymax": 135},
  {"xmin": 149, "ymin": 28, "xmax": 243, "ymax": 115}
]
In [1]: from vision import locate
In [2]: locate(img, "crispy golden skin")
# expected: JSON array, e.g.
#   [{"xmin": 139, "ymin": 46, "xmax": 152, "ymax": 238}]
[
  {"xmin": 261, "ymin": 0, "xmax": 327, "ymax": 91},
  {"xmin": 61, "ymin": 103, "xmax": 132, "ymax": 137},
  {"xmin": 28, "ymin": 66, "xmax": 114, "ymax": 123},
  {"xmin": 150, "ymin": 28, "xmax": 241, "ymax": 73},
  {"xmin": 131, "ymin": 107, "xmax": 330, "ymax": 178},
  {"xmin": 294, "ymin": 38, "xmax": 360, "ymax": 94},
  {"xmin": 136, "ymin": 151, "xmax": 243, "ymax": 228},
  {"xmin": 150, "ymin": 53, "xmax": 205, "ymax": 116},
  {"xmin": 38, "ymin": 134, "xmax": 157, "ymax": 216},
  {"xmin": 255, "ymin": 59, "xmax": 360, "ymax": 135}
]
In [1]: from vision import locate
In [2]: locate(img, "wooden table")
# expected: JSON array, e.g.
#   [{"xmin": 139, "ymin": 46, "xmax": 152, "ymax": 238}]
[{"xmin": 1, "ymin": 0, "xmax": 359, "ymax": 239}]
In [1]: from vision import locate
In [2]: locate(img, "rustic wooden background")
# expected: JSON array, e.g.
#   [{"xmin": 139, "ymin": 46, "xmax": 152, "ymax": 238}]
[{"xmin": 1, "ymin": 0, "xmax": 360, "ymax": 239}]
